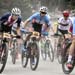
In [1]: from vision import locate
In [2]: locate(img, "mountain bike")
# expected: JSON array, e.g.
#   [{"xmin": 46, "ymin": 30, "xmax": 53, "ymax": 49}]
[
  {"xmin": 0, "ymin": 32, "xmax": 10, "ymax": 73},
  {"xmin": 40, "ymin": 32, "xmax": 54, "ymax": 62},
  {"xmin": 21, "ymin": 29, "xmax": 39, "ymax": 70},
  {"xmin": 61, "ymin": 38, "xmax": 75, "ymax": 74},
  {"xmin": 10, "ymin": 35, "xmax": 19, "ymax": 64}
]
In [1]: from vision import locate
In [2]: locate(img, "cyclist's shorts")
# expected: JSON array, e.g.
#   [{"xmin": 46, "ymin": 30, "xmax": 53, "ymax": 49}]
[
  {"xmin": 58, "ymin": 29, "xmax": 68, "ymax": 35},
  {"xmin": 0, "ymin": 24, "xmax": 11, "ymax": 33},
  {"xmin": 32, "ymin": 22, "xmax": 42, "ymax": 35}
]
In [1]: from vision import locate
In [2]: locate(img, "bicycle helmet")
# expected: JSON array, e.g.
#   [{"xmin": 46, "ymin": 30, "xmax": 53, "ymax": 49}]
[
  {"xmin": 63, "ymin": 10, "xmax": 69, "ymax": 17},
  {"xmin": 11, "ymin": 7, "xmax": 21, "ymax": 16},
  {"xmin": 39, "ymin": 6, "xmax": 48, "ymax": 14}
]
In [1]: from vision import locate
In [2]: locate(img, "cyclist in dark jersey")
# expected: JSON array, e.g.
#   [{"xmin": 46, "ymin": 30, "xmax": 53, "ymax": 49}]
[{"xmin": 0, "ymin": 7, "xmax": 22, "ymax": 36}]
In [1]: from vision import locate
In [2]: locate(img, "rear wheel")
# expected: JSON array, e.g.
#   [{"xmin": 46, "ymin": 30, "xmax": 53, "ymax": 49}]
[
  {"xmin": 11, "ymin": 50, "xmax": 16, "ymax": 64},
  {"xmin": 21, "ymin": 50, "xmax": 28, "ymax": 68},
  {"xmin": 11, "ymin": 41, "xmax": 17, "ymax": 64},
  {"xmin": 57, "ymin": 46, "xmax": 62, "ymax": 64},
  {"xmin": 45, "ymin": 40, "xmax": 54, "ymax": 62}
]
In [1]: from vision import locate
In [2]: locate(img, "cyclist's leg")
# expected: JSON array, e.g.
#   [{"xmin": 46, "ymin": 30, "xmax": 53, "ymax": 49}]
[
  {"xmin": 58, "ymin": 29, "xmax": 69, "ymax": 46},
  {"xmin": 24, "ymin": 34, "xmax": 31, "ymax": 49},
  {"xmin": 67, "ymin": 36, "xmax": 75, "ymax": 68}
]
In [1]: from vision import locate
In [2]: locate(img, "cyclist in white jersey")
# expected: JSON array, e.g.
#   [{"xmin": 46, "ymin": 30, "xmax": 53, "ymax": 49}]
[
  {"xmin": 57, "ymin": 10, "xmax": 72, "ymax": 48},
  {"xmin": 58, "ymin": 10, "xmax": 72, "ymax": 35}
]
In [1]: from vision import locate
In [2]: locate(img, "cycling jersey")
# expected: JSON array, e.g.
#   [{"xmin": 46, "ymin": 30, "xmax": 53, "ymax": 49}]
[
  {"xmin": 12, "ymin": 23, "xmax": 18, "ymax": 31},
  {"xmin": 12, "ymin": 21, "xmax": 24, "ymax": 31},
  {"xmin": 27, "ymin": 12, "xmax": 51, "ymax": 34},
  {"xmin": 0, "ymin": 12, "xmax": 22, "ymax": 27},
  {"xmin": 58, "ymin": 17, "xmax": 72, "ymax": 30},
  {"xmin": 27, "ymin": 12, "xmax": 51, "ymax": 27},
  {"xmin": 0, "ymin": 12, "xmax": 22, "ymax": 32}
]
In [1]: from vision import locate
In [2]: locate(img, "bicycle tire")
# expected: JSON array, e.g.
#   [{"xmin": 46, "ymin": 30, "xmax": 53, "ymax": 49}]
[
  {"xmin": 30, "ymin": 42, "xmax": 39, "ymax": 70},
  {"xmin": 41, "ymin": 41, "xmax": 47, "ymax": 60},
  {"xmin": 45, "ymin": 40, "xmax": 54, "ymax": 62},
  {"xmin": 21, "ymin": 50, "xmax": 28, "ymax": 68},
  {"xmin": 11, "ymin": 41, "xmax": 17, "ymax": 64},
  {"xmin": 0, "ymin": 44, "xmax": 8, "ymax": 73}
]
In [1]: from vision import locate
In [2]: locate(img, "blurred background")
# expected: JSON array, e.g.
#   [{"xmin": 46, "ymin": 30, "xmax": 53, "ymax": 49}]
[{"xmin": 0, "ymin": 0, "xmax": 75, "ymax": 20}]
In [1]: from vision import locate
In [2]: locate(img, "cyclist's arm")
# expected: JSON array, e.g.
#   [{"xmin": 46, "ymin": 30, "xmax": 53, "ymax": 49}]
[
  {"xmin": 24, "ymin": 19, "xmax": 30, "ymax": 28},
  {"xmin": 45, "ymin": 16, "xmax": 51, "ymax": 32},
  {"xmin": 45, "ymin": 25, "xmax": 50, "ymax": 32},
  {"xmin": 0, "ymin": 12, "xmax": 10, "ymax": 21},
  {"xmin": 46, "ymin": 20, "xmax": 54, "ymax": 33},
  {"xmin": 24, "ymin": 12, "xmax": 38, "ymax": 28},
  {"xmin": 45, "ymin": 23, "xmax": 54, "ymax": 33}
]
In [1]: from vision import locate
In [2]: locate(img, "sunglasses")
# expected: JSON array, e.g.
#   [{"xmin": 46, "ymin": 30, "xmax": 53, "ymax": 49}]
[
  {"xmin": 41, "ymin": 12, "xmax": 46, "ymax": 14},
  {"xmin": 12, "ymin": 14, "xmax": 19, "ymax": 16}
]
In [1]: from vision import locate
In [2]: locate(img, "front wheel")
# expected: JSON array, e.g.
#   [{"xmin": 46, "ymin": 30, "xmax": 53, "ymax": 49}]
[
  {"xmin": 57, "ymin": 46, "xmax": 62, "ymax": 64},
  {"xmin": 0, "ymin": 43, "xmax": 8, "ymax": 73},
  {"xmin": 62, "ymin": 56, "xmax": 74, "ymax": 74},
  {"xmin": 62, "ymin": 44, "xmax": 74, "ymax": 74},
  {"xmin": 11, "ymin": 41, "xmax": 18, "ymax": 64},
  {"xmin": 30, "ymin": 43, "xmax": 39, "ymax": 70}
]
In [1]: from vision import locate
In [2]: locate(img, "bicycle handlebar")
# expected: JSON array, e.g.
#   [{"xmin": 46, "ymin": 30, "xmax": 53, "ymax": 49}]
[{"xmin": 20, "ymin": 28, "xmax": 32, "ymax": 34}]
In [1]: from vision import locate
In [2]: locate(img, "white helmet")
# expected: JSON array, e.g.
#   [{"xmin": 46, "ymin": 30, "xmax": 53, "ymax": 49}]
[
  {"xmin": 11, "ymin": 7, "xmax": 21, "ymax": 16},
  {"xmin": 39, "ymin": 6, "xmax": 48, "ymax": 13}
]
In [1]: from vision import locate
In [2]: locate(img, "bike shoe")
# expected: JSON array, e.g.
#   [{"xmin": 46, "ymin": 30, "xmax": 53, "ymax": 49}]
[{"xmin": 66, "ymin": 62, "xmax": 73, "ymax": 69}]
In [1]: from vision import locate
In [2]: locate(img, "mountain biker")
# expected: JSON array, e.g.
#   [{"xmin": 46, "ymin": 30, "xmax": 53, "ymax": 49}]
[
  {"xmin": 0, "ymin": 7, "xmax": 22, "ymax": 56},
  {"xmin": 57, "ymin": 10, "xmax": 72, "ymax": 47},
  {"xmin": 23, "ymin": 6, "xmax": 53, "ymax": 51},
  {"xmin": 58, "ymin": 10, "xmax": 72, "ymax": 35},
  {"xmin": 0, "ymin": 7, "xmax": 22, "ymax": 36}
]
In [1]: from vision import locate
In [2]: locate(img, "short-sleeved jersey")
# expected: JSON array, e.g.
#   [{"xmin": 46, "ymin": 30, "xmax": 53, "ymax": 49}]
[
  {"xmin": 58, "ymin": 17, "xmax": 72, "ymax": 30},
  {"xmin": 0, "ymin": 12, "xmax": 22, "ymax": 27},
  {"xmin": 27, "ymin": 12, "xmax": 51, "ymax": 27}
]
